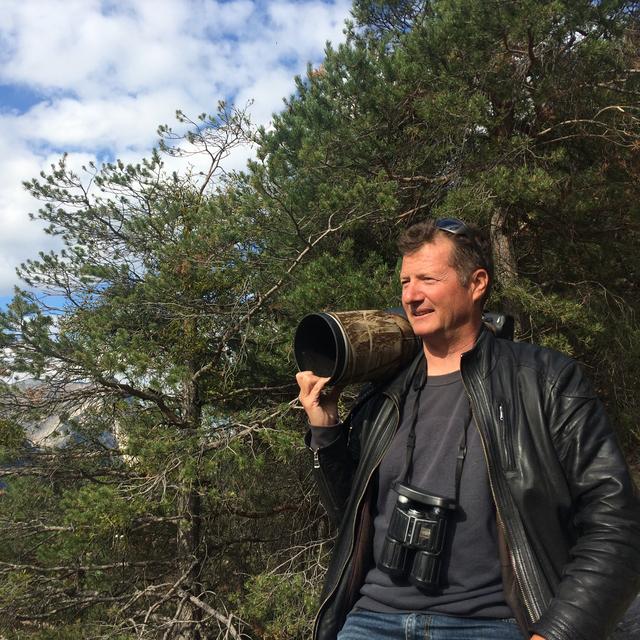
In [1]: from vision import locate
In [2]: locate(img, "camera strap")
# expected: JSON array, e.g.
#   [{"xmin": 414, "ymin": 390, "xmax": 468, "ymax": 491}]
[
  {"xmin": 399, "ymin": 362, "xmax": 470, "ymax": 506},
  {"xmin": 454, "ymin": 415, "xmax": 469, "ymax": 505},
  {"xmin": 398, "ymin": 357, "xmax": 426, "ymax": 485}
]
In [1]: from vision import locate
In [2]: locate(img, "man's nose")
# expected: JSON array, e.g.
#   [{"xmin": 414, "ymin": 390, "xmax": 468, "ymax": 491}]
[{"xmin": 402, "ymin": 281, "xmax": 421, "ymax": 303}]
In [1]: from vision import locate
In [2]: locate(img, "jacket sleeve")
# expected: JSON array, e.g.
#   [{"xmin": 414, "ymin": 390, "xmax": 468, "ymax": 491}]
[
  {"xmin": 532, "ymin": 359, "xmax": 640, "ymax": 640},
  {"xmin": 304, "ymin": 420, "xmax": 359, "ymax": 528},
  {"xmin": 304, "ymin": 390, "xmax": 378, "ymax": 528}
]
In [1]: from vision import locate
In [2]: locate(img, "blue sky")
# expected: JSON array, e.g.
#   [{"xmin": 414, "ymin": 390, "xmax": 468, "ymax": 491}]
[{"xmin": 0, "ymin": 0, "xmax": 351, "ymax": 307}]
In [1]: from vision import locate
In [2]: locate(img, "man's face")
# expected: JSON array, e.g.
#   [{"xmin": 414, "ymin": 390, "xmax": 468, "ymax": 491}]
[{"xmin": 400, "ymin": 235, "xmax": 482, "ymax": 342}]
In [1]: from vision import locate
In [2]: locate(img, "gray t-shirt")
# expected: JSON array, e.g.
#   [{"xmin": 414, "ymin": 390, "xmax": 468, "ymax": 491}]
[{"xmin": 356, "ymin": 370, "xmax": 510, "ymax": 617}]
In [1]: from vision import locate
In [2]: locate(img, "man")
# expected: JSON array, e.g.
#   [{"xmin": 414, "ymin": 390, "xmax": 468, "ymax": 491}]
[{"xmin": 296, "ymin": 218, "xmax": 640, "ymax": 640}]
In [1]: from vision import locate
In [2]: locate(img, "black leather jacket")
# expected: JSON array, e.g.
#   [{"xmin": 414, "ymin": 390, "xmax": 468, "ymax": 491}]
[{"xmin": 307, "ymin": 329, "xmax": 640, "ymax": 640}]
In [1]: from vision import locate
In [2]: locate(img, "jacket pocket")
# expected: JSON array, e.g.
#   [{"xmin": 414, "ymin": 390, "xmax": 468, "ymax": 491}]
[{"xmin": 496, "ymin": 401, "xmax": 517, "ymax": 472}]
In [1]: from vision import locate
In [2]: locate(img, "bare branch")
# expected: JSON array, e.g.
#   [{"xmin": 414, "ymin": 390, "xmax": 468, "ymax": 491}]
[{"xmin": 176, "ymin": 590, "xmax": 243, "ymax": 640}]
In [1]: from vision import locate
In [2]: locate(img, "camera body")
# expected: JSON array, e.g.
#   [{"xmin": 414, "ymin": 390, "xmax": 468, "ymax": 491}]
[{"xmin": 378, "ymin": 482, "xmax": 456, "ymax": 593}]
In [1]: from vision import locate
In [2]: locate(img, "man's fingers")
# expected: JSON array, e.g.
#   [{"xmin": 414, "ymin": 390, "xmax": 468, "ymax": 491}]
[
  {"xmin": 295, "ymin": 371, "xmax": 341, "ymax": 426},
  {"xmin": 296, "ymin": 371, "xmax": 318, "ymax": 395},
  {"xmin": 310, "ymin": 375, "xmax": 332, "ymax": 402},
  {"xmin": 296, "ymin": 371, "xmax": 331, "ymax": 401}
]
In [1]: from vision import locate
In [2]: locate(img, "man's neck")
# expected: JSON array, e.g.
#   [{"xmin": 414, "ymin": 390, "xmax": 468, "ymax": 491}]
[{"xmin": 422, "ymin": 324, "xmax": 481, "ymax": 376}]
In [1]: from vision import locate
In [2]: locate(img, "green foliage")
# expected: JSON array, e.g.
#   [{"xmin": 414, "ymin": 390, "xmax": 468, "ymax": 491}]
[
  {"xmin": 237, "ymin": 572, "xmax": 320, "ymax": 639},
  {"xmin": 255, "ymin": 423, "xmax": 302, "ymax": 463},
  {"xmin": 0, "ymin": 416, "xmax": 24, "ymax": 462},
  {"xmin": 282, "ymin": 241, "xmax": 399, "ymax": 313}
]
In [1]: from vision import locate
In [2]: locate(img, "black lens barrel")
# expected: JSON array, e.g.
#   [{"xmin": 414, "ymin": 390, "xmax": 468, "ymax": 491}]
[
  {"xmin": 378, "ymin": 538, "xmax": 409, "ymax": 577},
  {"xmin": 409, "ymin": 551, "xmax": 441, "ymax": 593}
]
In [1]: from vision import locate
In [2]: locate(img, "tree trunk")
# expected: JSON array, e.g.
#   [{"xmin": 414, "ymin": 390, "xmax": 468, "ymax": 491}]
[
  {"xmin": 171, "ymin": 376, "xmax": 204, "ymax": 640},
  {"xmin": 172, "ymin": 486, "xmax": 203, "ymax": 640},
  {"xmin": 490, "ymin": 209, "xmax": 530, "ymax": 337},
  {"xmin": 490, "ymin": 209, "xmax": 517, "ymax": 287}
]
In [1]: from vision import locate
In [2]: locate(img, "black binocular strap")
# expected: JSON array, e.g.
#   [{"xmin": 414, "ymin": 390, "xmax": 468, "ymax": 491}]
[
  {"xmin": 399, "ymin": 364, "xmax": 469, "ymax": 506},
  {"xmin": 454, "ymin": 416, "xmax": 469, "ymax": 505}
]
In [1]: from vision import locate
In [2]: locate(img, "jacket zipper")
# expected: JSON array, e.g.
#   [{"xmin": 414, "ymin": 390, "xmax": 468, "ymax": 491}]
[
  {"xmin": 462, "ymin": 379, "xmax": 543, "ymax": 625},
  {"xmin": 312, "ymin": 394, "xmax": 400, "ymax": 639},
  {"xmin": 475, "ymin": 414, "xmax": 538, "ymax": 624},
  {"xmin": 309, "ymin": 447, "xmax": 342, "ymax": 518},
  {"xmin": 498, "ymin": 402, "xmax": 516, "ymax": 471}
]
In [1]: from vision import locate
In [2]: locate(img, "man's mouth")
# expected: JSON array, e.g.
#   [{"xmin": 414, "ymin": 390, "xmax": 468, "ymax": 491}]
[{"xmin": 411, "ymin": 308, "xmax": 434, "ymax": 317}]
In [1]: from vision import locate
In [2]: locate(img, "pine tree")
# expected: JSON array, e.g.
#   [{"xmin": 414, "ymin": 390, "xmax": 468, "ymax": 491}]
[{"xmin": 0, "ymin": 103, "xmax": 380, "ymax": 638}]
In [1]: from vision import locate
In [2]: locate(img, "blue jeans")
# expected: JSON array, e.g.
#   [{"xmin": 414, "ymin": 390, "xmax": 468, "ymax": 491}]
[{"xmin": 337, "ymin": 609, "xmax": 525, "ymax": 640}]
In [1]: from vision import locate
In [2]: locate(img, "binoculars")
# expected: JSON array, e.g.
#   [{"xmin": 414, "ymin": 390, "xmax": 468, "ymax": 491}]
[{"xmin": 378, "ymin": 482, "xmax": 457, "ymax": 593}]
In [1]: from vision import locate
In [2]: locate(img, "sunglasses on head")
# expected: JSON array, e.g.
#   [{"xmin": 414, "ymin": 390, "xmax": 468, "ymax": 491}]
[{"xmin": 435, "ymin": 218, "xmax": 469, "ymax": 236}]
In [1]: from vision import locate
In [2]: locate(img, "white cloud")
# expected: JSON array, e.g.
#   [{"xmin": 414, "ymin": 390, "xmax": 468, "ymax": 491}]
[
  {"xmin": 22, "ymin": 90, "xmax": 191, "ymax": 150},
  {"xmin": 0, "ymin": 0, "xmax": 352, "ymax": 296},
  {"xmin": 0, "ymin": 0, "xmax": 348, "ymax": 99},
  {"xmin": 0, "ymin": 116, "xmax": 97, "ymax": 292},
  {"xmin": 234, "ymin": 68, "xmax": 296, "ymax": 126}
]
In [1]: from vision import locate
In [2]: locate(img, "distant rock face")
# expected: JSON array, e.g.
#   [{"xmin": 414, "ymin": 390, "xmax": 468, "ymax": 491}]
[
  {"xmin": 3, "ymin": 378, "xmax": 117, "ymax": 450},
  {"xmin": 9, "ymin": 379, "xmax": 95, "ymax": 448},
  {"xmin": 613, "ymin": 597, "xmax": 640, "ymax": 639}
]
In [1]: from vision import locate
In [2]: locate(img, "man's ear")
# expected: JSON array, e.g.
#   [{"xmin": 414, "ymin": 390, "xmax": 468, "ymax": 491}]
[{"xmin": 470, "ymin": 268, "xmax": 489, "ymax": 303}]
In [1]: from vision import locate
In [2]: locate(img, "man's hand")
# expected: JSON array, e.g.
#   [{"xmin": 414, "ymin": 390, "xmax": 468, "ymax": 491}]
[
  {"xmin": 530, "ymin": 635, "xmax": 547, "ymax": 640},
  {"xmin": 296, "ymin": 371, "xmax": 342, "ymax": 426}
]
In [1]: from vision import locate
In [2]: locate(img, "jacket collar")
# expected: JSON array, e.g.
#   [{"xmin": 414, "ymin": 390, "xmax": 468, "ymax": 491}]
[{"xmin": 461, "ymin": 324, "xmax": 497, "ymax": 379}]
